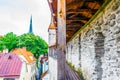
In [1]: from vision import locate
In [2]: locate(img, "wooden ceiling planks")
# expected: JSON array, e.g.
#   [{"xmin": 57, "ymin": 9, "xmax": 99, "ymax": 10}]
[{"xmin": 66, "ymin": 0, "xmax": 105, "ymax": 42}]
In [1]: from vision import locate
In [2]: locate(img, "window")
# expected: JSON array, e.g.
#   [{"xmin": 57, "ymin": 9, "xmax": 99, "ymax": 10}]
[{"xmin": 4, "ymin": 78, "xmax": 15, "ymax": 80}]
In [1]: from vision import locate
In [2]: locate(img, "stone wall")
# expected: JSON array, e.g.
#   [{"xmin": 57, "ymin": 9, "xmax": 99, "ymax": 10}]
[
  {"xmin": 66, "ymin": 0, "xmax": 120, "ymax": 80},
  {"xmin": 66, "ymin": 34, "xmax": 80, "ymax": 69},
  {"xmin": 49, "ymin": 47, "xmax": 57, "ymax": 80}
]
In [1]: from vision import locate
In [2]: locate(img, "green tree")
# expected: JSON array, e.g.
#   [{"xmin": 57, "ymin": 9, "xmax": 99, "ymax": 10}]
[
  {"xmin": 0, "ymin": 32, "xmax": 48, "ymax": 59},
  {"xmin": 0, "ymin": 32, "xmax": 18, "ymax": 52},
  {"xmin": 17, "ymin": 33, "xmax": 48, "ymax": 59}
]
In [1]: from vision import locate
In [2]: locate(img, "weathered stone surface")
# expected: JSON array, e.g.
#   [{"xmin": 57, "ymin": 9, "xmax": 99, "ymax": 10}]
[
  {"xmin": 117, "ymin": 17, "xmax": 120, "ymax": 23},
  {"xmin": 109, "ymin": 20, "xmax": 116, "ymax": 27},
  {"xmin": 116, "ymin": 10, "xmax": 120, "ymax": 14},
  {"xmin": 112, "ymin": 2, "xmax": 120, "ymax": 11},
  {"xmin": 110, "ymin": 14, "xmax": 116, "ymax": 20}
]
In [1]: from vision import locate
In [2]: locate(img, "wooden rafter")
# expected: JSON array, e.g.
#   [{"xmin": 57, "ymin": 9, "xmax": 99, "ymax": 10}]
[
  {"xmin": 67, "ymin": 20, "xmax": 87, "ymax": 24},
  {"xmin": 66, "ymin": 24, "xmax": 81, "ymax": 28},
  {"xmin": 95, "ymin": 0, "xmax": 104, "ymax": 6},
  {"xmin": 66, "ymin": 0, "xmax": 99, "ymax": 11},
  {"xmin": 66, "ymin": 9, "xmax": 98, "ymax": 14},
  {"xmin": 67, "ymin": 28, "xmax": 78, "ymax": 31},
  {"xmin": 67, "ymin": 14, "xmax": 90, "ymax": 21}
]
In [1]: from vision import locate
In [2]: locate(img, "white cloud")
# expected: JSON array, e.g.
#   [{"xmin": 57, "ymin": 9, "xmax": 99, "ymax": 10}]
[{"xmin": 0, "ymin": 0, "xmax": 51, "ymax": 43}]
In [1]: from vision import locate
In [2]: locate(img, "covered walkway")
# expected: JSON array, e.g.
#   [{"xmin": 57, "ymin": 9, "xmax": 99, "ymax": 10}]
[{"xmin": 48, "ymin": 0, "xmax": 120, "ymax": 80}]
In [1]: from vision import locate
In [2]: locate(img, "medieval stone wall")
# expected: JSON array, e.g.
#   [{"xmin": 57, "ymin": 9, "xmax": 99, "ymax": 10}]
[{"xmin": 66, "ymin": 0, "xmax": 120, "ymax": 80}]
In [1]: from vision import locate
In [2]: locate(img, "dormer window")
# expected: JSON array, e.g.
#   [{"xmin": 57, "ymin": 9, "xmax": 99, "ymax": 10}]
[{"xmin": 8, "ymin": 56, "xmax": 12, "ymax": 59}]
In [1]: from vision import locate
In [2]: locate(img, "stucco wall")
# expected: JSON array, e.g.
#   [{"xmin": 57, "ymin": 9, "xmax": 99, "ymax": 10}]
[
  {"xmin": 48, "ymin": 28, "xmax": 57, "ymax": 80},
  {"xmin": 66, "ymin": 0, "xmax": 120, "ymax": 80},
  {"xmin": 49, "ymin": 29, "xmax": 56, "ymax": 45},
  {"xmin": 49, "ymin": 47, "xmax": 57, "ymax": 80}
]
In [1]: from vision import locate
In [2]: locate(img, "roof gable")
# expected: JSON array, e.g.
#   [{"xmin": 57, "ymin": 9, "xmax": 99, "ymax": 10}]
[
  {"xmin": 0, "ymin": 53, "xmax": 22, "ymax": 78},
  {"xmin": 12, "ymin": 48, "xmax": 36, "ymax": 64}
]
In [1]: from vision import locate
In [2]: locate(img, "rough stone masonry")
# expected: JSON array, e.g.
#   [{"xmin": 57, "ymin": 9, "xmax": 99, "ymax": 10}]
[{"xmin": 66, "ymin": 0, "xmax": 120, "ymax": 80}]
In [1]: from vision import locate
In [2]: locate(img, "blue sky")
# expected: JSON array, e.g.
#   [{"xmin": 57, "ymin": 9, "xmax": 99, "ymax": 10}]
[{"xmin": 0, "ymin": 0, "xmax": 51, "ymax": 42}]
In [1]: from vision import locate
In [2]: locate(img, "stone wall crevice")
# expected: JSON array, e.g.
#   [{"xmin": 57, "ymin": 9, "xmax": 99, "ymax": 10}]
[{"xmin": 94, "ymin": 32, "xmax": 105, "ymax": 80}]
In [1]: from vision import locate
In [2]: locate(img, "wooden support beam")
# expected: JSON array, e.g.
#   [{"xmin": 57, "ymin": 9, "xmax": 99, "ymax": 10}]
[
  {"xmin": 66, "ymin": 1, "xmax": 84, "ymax": 10},
  {"xmin": 67, "ymin": 20, "xmax": 87, "ymax": 24},
  {"xmin": 67, "ymin": 28, "xmax": 77, "ymax": 31},
  {"xmin": 66, "ymin": 0, "xmax": 97, "ymax": 11},
  {"xmin": 66, "ymin": 31, "xmax": 75, "ymax": 36},
  {"xmin": 95, "ymin": 0, "xmax": 104, "ymax": 6},
  {"xmin": 66, "ymin": 9, "xmax": 98, "ymax": 14},
  {"xmin": 66, "ymin": 24, "xmax": 82, "ymax": 28},
  {"xmin": 57, "ymin": 0, "xmax": 66, "ymax": 80},
  {"xmin": 67, "ymin": 13, "xmax": 90, "ymax": 20}
]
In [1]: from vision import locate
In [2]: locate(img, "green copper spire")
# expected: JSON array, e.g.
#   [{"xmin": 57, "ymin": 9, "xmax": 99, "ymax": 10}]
[{"xmin": 29, "ymin": 16, "xmax": 33, "ymax": 34}]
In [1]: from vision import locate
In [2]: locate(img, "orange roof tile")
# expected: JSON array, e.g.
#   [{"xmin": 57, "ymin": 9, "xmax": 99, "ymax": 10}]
[
  {"xmin": 49, "ymin": 17, "xmax": 56, "ymax": 29},
  {"xmin": 12, "ymin": 47, "xmax": 36, "ymax": 64}
]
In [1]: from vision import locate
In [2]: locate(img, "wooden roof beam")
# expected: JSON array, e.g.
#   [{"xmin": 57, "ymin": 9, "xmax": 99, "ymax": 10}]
[
  {"xmin": 66, "ymin": 0, "xmax": 97, "ymax": 11},
  {"xmin": 67, "ymin": 28, "xmax": 78, "ymax": 31},
  {"xmin": 66, "ymin": 32, "xmax": 75, "ymax": 36},
  {"xmin": 67, "ymin": 15, "xmax": 90, "ymax": 21},
  {"xmin": 66, "ymin": 9, "xmax": 98, "ymax": 14},
  {"xmin": 67, "ymin": 20, "xmax": 87, "ymax": 24},
  {"xmin": 66, "ymin": 12, "xmax": 92, "ymax": 19},
  {"xmin": 66, "ymin": 0, "xmax": 85, "ymax": 12},
  {"xmin": 66, "ymin": 0, "xmax": 95, "ymax": 7},
  {"xmin": 66, "ymin": 24, "xmax": 82, "ymax": 28},
  {"xmin": 95, "ymin": 0, "xmax": 104, "ymax": 6}
]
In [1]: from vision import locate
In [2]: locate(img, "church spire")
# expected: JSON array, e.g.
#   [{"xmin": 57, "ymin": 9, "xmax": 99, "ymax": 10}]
[{"xmin": 29, "ymin": 15, "xmax": 33, "ymax": 34}]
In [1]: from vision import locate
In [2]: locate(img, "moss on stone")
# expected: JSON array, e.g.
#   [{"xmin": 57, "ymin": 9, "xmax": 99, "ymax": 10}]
[
  {"xmin": 77, "ymin": 68, "xmax": 84, "ymax": 79},
  {"xmin": 66, "ymin": 61, "xmax": 75, "ymax": 70}
]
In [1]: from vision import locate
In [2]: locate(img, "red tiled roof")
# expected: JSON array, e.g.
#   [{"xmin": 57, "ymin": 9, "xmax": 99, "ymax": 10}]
[
  {"xmin": 0, "ymin": 53, "xmax": 22, "ymax": 78},
  {"xmin": 48, "ymin": 16, "xmax": 56, "ymax": 29}
]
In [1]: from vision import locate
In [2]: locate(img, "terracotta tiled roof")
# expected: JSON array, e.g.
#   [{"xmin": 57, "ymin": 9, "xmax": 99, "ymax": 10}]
[
  {"xmin": 0, "ymin": 53, "xmax": 22, "ymax": 78},
  {"xmin": 49, "ymin": 25, "xmax": 56, "ymax": 29},
  {"xmin": 49, "ymin": 17, "xmax": 56, "ymax": 29},
  {"xmin": 12, "ymin": 47, "xmax": 36, "ymax": 64}
]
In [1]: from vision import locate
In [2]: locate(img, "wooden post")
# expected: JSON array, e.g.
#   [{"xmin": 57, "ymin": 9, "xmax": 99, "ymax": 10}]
[{"xmin": 57, "ymin": 0, "xmax": 66, "ymax": 80}]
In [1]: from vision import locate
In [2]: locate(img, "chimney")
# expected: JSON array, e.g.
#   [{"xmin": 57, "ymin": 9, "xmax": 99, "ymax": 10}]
[{"xmin": 3, "ymin": 49, "xmax": 8, "ymax": 53}]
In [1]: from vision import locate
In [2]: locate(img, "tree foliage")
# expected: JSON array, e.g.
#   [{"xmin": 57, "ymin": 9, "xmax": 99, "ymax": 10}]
[
  {"xmin": 0, "ymin": 32, "xmax": 18, "ymax": 51},
  {"xmin": 17, "ymin": 33, "xmax": 48, "ymax": 59},
  {"xmin": 0, "ymin": 32, "xmax": 48, "ymax": 59}
]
